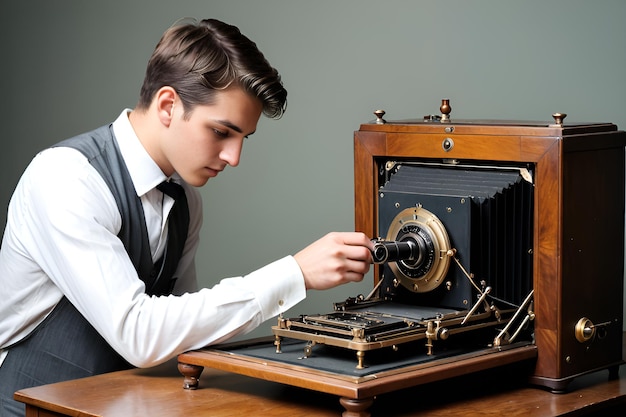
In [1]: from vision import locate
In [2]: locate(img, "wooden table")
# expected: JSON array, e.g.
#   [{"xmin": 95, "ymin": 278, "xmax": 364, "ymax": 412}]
[{"xmin": 14, "ymin": 354, "xmax": 626, "ymax": 417}]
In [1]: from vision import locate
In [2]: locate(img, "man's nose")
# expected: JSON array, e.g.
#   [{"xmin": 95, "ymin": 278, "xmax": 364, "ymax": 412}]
[{"xmin": 221, "ymin": 138, "xmax": 244, "ymax": 167}]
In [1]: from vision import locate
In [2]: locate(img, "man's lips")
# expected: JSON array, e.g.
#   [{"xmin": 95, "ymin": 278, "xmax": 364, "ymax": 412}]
[{"xmin": 205, "ymin": 167, "xmax": 223, "ymax": 177}]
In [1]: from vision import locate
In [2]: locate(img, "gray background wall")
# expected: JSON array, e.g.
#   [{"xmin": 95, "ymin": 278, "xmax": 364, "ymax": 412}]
[{"xmin": 1, "ymin": 0, "xmax": 625, "ymax": 339}]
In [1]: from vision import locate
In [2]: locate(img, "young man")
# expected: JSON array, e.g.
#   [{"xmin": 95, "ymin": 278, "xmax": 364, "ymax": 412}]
[{"xmin": 0, "ymin": 18, "xmax": 373, "ymax": 416}]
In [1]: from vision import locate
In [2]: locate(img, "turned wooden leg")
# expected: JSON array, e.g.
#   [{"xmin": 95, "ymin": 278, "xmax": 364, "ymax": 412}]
[
  {"xmin": 178, "ymin": 362, "xmax": 204, "ymax": 390},
  {"xmin": 339, "ymin": 397, "xmax": 374, "ymax": 417}
]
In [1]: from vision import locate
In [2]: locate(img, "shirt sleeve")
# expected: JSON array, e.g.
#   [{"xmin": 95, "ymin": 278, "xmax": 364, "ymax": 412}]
[{"xmin": 12, "ymin": 148, "xmax": 306, "ymax": 368}]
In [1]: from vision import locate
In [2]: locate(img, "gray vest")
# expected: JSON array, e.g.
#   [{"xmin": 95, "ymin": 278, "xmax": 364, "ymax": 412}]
[
  {"xmin": 54, "ymin": 124, "xmax": 186, "ymax": 295},
  {"xmin": 0, "ymin": 124, "xmax": 188, "ymax": 417}
]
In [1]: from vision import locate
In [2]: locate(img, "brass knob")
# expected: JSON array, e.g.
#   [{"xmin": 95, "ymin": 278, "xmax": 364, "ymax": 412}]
[
  {"xmin": 552, "ymin": 112, "xmax": 567, "ymax": 125},
  {"xmin": 440, "ymin": 99, "xmax": 451, "ymax": 121},
  {"xmin": 374, "ymin": 109, "xmax": 386, "ymax": 124},
  {"xmin": 438, "ymin": 327, "xmax": 449, "ymax": 340},
  {"xmin": 575, "ymin": 317, "xmax": 595, "ymax": 343}
]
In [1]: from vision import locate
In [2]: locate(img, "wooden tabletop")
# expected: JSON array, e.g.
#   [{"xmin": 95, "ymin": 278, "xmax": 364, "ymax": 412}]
[{"xmin": 15, "ymin": 347, "xmax": 626, "ymax": 416}]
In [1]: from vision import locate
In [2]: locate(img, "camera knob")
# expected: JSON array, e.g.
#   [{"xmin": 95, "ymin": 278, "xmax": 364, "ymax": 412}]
[
  {"xmin": 552, "ymin": 112, "xmax": 567, "ymax": 126},
  {"xmin": 374, "ymin": 109, "xmax": 386, "ymax": 124},
  {"xmin": 440, "ymin": 99, "xmax": 451, "ymax": 121},
  {"xmin": 574, "ymin": 317, "xmax": 595, "ymax": 343}
]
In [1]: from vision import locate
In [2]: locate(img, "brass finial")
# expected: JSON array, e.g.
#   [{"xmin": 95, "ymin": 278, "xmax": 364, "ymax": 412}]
[
  {"xmin": 440, "ymin": 99, "xmax": 451, "ymax": 122},
  {"xmin": 374, "ymin": 109, "xmax": 386, "ymax": 124},
  {"xmin": 552, "ymin": 113, "xmax": 567, "ymax": 126}
]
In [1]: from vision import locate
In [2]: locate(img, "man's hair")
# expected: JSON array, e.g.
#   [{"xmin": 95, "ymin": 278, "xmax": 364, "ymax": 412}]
[{"xmin": 136, "ymin": 18, "xmax": 287, "ymax": 119}]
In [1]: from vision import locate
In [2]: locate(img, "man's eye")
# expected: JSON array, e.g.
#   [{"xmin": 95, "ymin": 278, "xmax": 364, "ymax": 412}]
[{"xmin": 213, "ymin": 128, "xmax": 228, "ymax": 138}]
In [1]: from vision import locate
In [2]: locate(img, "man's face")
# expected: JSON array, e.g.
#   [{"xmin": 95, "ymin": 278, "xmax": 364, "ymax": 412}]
[{"xmin": 163, "ymin": 87, "xmax": 263, "ymax": 186}]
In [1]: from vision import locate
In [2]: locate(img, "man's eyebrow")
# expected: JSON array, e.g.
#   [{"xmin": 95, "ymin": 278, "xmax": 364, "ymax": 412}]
[
  {"xmin": 216, "ymin": 119, "xmax": 242, "ymax": 133},
  {"xmin": 215, "ymin": 119, "xmax": 256, "ymax": 137}
]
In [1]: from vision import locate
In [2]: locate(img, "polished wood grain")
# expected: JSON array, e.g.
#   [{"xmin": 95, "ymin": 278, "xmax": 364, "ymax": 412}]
[
  {"xmin": 14, "ymin": 342, "xmax": 626, "ymax": 416},
  {"xmin": 178, "ymin": 339, "xmax": 538, "ymax": 414},
  {"xmin": 353, "ymin": 119, "xmax": 626, "ymax": 391}
]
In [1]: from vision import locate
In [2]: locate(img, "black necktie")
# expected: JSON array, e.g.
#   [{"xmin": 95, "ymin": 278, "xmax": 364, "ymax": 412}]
[{"xmin": 150, "ymin": 180, "xmax": 190, "ymax": 295}]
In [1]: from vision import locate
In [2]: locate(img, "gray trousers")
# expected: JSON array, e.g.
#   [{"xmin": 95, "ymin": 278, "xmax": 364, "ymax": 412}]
[{"xmin": 0, "ymin": 297, "xmax": 131, "ymax": 417}]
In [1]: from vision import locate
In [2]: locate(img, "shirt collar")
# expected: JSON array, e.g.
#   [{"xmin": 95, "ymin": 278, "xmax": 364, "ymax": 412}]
[{"xmin": 112, "ymin": 109, "xmax": 174, "ymax": 197}]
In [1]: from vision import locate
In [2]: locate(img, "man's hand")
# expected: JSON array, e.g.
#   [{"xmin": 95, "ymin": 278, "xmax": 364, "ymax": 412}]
[{"xmin": 294, "ymin": 232, "xmax": 374, "ymax": 290}]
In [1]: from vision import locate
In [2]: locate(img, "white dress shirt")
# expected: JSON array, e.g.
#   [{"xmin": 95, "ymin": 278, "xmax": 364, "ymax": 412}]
[{"xmin": 0, "ymin": 110, "xmax": 306, "ymax": 368}]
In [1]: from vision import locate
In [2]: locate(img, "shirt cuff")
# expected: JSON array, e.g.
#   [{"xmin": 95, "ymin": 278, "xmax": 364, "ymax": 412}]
[{"xmin": 244, "ymin": 256, "xmax": 306, "ymax": 322}]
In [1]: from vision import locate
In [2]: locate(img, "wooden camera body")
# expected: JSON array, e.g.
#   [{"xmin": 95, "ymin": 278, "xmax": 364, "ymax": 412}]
[{"xmin": 353, "ymin": 104, "xmax": 625, "ymax": 391}]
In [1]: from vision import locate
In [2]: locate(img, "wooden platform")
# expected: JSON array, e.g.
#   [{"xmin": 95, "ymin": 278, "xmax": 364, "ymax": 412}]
[{"xmin": 14, "ymin": 336, "xmax": 626, "ymax": 416}]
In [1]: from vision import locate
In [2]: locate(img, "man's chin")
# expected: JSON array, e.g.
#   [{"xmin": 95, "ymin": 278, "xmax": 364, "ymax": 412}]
[
  {"xmin": 194, "ymin": 177, "xmax": 211, "ymax": 187},
  {"xmin": 182, "ymin": 175, "xmax": 210, "ymax": 187}
]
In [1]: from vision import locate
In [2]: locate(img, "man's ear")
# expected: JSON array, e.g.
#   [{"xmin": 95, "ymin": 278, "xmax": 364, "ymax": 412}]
[{"xmin": 155, "ymin": 86, "xmax": 177, "ymax": 127}]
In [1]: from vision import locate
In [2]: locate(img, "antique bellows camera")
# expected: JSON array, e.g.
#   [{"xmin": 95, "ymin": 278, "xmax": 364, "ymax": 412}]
[{"xmin": 179, "ymin": 100, "xmax": 625, "ymax": 416}]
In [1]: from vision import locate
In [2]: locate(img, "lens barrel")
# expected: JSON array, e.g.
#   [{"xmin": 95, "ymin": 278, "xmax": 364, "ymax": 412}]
[{"xmin": 371, "ymin": 240, "xmax": 417, "ymax": 264}]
